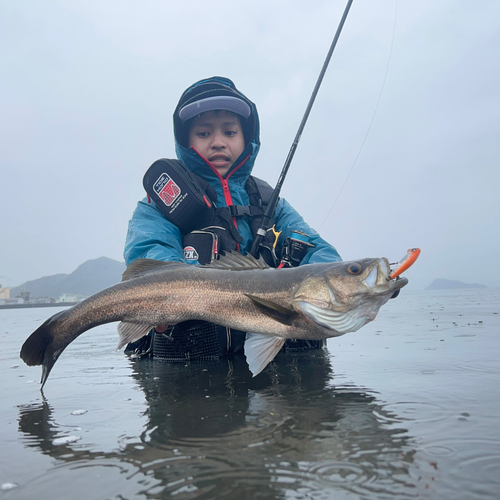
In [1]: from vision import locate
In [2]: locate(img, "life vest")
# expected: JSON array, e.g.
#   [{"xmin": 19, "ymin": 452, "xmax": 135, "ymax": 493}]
[
  {"xmin": 129, "ymin": 158, "xmax": 326, "ymax": 360},
  {"xmin": 143, "ymin": 158, "xmax": 279, "ymax": 266}
]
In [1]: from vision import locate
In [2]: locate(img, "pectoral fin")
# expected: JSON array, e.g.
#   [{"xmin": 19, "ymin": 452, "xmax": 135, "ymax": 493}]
[
  {"xmin": 244, "ymin": 294, "xmax": 296, "ymax": 325},
  {"xmin": 244, "ymin": 333, "xmax": 286, "ymax": 377}
]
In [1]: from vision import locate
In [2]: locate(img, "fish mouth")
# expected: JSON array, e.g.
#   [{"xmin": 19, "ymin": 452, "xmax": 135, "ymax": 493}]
[
  {"xmin": 392, "ymin": 276, "xmax": 408, "ymax": 288},
  {"xmin": 364, "ymin": 258, "xmax": 408, "ymax": 293}
]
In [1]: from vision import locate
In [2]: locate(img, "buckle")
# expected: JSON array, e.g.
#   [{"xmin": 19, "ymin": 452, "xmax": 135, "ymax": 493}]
[{"xmin": 228, "ymin": 205, "xmax": 252, "ymax": 217}]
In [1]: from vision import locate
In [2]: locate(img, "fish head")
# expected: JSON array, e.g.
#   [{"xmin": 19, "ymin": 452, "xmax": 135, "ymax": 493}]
[{"xmin": 293, "ymin": 258, "xmax": 408, "ymax": 336}]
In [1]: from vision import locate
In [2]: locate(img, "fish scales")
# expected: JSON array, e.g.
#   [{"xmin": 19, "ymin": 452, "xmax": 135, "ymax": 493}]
[{"xmin": 118, "ymin": 265, "xmax": 318, "ymax": 337}]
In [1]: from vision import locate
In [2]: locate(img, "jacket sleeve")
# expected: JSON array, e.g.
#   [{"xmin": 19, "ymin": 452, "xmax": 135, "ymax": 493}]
[
  {"xmin": 123, "ymin": 198, "xmax": 190, "ymax": 265},
  {"xmin": 274, "ymin": 198, "xmax": 342, "ymax": 265}
]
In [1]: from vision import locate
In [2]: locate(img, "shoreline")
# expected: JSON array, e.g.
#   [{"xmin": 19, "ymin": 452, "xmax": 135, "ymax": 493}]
[{"xmin": 0, "ymin": 302, "xmax": 78, "ymax": 310}]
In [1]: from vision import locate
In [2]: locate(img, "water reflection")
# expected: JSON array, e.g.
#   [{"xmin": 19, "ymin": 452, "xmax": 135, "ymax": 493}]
[{"xmin": 18, "ymin": 352, "xmax": 419, "ymax": 499}]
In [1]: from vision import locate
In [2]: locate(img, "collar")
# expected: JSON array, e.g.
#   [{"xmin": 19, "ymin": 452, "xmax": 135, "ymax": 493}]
[{"xmin": 174, "ymin": 140, "xmax": 259, "ymax": 185}]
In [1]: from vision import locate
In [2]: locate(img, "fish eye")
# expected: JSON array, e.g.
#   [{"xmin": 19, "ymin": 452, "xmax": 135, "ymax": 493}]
[{"xmin": 346, "ymin": 263, "xmax": 363, "ymax": 275}]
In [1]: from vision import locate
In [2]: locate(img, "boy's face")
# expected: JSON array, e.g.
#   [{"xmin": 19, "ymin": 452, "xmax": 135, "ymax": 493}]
[{"xmin": 188, "ymin": 110, "xmax": 245, "ymax": 176}]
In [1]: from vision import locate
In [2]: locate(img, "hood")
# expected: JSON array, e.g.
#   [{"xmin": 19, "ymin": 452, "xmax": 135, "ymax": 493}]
[{"xmin": 173, "ymin": 77, "xmax": 260, "ymax": 183}]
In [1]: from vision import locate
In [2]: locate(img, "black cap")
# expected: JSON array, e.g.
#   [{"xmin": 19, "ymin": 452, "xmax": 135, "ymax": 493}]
[{"xmin": 174, "ymin": 77, "xmax": 256, "ymax": 148}]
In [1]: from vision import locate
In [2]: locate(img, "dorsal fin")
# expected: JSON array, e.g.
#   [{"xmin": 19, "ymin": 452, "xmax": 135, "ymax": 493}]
[
  {"xmin": 205, "ymin": 251, "xmax": 270, "ymax": 271},
  {"xmin": 122, "ymin": 259, "xmax": 188, "ymax": 281}
]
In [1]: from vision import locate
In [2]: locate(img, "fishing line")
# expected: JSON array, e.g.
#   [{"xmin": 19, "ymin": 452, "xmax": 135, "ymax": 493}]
[
  {"xmin": 403, "ymin": 269, "xmax": 425, "ymax": 289},
  {"xmin": 317, "ymin": 1, "xmax": 398, "ymax": 230}
]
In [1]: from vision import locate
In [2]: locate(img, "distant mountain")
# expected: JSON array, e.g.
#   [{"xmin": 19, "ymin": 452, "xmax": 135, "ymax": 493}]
[
  {"xmin": 10, "ymin": 257, "xmax": 126, "ymax": 299},
  {"xmin": 426, "ymin": 278, "xmax": 487, "ymax": 290}
]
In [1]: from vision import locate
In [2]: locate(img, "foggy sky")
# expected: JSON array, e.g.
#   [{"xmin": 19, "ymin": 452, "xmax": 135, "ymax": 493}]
[{"xmin": 1, "ymin": 0, "xmax": 499, "ymax": 290}]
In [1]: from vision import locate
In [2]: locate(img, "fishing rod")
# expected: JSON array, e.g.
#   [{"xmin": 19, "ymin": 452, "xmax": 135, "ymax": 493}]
[{"xmin": 250, "ymin": 0, "xmax": 354, "ymax": 259}]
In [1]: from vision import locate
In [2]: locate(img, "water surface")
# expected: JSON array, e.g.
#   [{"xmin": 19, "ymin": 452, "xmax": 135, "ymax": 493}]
[{"xmin": 1, "ymin": 288, "xmax": 499, "ymax": 499}]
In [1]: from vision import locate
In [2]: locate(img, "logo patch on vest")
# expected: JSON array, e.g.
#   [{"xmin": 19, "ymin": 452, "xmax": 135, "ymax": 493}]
[
  {"xmin": 183, "ymin": 246, "xmax": 199, "ymax": 261},
  {"xmin": 153, "ymin": 173, "xmax": 181, "ymax": 207}
]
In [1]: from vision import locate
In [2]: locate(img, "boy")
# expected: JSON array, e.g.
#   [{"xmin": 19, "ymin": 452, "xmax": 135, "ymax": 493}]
[{"xmin": 124, "ymin": 77, "xmax": 341, "ymax": 360}]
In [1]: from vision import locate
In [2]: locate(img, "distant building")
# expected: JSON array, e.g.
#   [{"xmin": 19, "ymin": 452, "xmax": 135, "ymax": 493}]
[
  {"xmin": 58, "ymin": 293, "xmax": 86, "ymax": 303},
  {"xmin": 0, "ymin": 286, "xmax": 9, "ymax": 299},
  {"xmin": 0, "ymin": 297, "xmax": 24, "ymax": 306},
  {"xmin": 30, "ymin": 297, "xmax": 56, "ymax": 304}
]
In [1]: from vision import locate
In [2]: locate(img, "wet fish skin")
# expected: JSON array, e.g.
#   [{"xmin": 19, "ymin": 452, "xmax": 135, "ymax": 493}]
[{"xmin": 20, "ymin": 253, "xmax": 407, "ymax": 386}]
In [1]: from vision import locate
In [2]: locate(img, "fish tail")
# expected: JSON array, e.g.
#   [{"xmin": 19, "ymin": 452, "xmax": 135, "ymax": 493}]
[{"xmin": 20, "ymin": 310, "xmax": 69, "ymax": 388}]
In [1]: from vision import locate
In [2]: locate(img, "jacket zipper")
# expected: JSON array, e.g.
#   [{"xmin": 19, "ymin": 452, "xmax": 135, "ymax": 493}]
[{"xmin": 190, "ymin": 147, "xmax": 250, "ymax": 252}]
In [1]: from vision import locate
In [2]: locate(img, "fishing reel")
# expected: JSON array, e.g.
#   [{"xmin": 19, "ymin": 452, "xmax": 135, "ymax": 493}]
[{"xmin": 279, "ymin": 230, "xmax": 315, "ymax": 268}]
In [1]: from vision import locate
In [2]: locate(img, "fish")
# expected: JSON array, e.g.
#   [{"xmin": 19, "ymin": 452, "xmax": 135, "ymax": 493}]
[{"xmin": 20, "ymin": 252, "xmax": 410, "ymax": 387}]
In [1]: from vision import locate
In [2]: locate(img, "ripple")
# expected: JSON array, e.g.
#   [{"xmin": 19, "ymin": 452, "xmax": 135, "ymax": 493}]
[
  {"xmin": 264, "ymin": 458, "xmax": 419, "ymax": 499},
  {"xmin": 307, "ymin": 460, "xmax": 367, "ymax": 485},
  {"xmin": 423, "ymin": 444, "xmax": 455, "ymax": 457},
  {"xmin": 374, "ymin": 400, "xmax": 449, "ymax": 425},
  {"xmin": 421, "ymin": 438, "xmax": 500, "ymax": 484},
  {"xmin": 138, "ymin": 422, "xmax": 287, "ymax": 458},
  {"xmin": 452, "ymin": 361, "xmax": 500, "ymax": 374},
  {"xmin": 154, "ymin": 466, "xmax": 275, "ymax": 497},
  {"xmin": 460, "ymin": 454, "xmax": 500, "ymax": 484}
]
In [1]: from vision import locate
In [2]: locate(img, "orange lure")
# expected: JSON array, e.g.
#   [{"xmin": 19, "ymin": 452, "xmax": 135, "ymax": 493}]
[{"xmin": 389, "ymin": 248, "xmax": 421, "ymax": 279}]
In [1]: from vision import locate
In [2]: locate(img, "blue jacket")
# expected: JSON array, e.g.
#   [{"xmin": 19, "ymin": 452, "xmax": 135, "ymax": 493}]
[{"xmin": 124, "ymin": 77, "xmax": 341, "ymax": 266}]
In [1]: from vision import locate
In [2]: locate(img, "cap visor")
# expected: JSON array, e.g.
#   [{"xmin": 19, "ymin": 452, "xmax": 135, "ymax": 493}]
[{"xmin": 179, "ymin": 96, "xmax": 251, "ymax": 122}]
